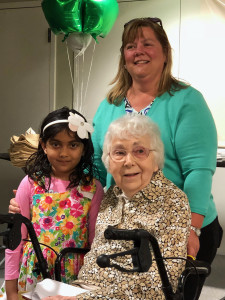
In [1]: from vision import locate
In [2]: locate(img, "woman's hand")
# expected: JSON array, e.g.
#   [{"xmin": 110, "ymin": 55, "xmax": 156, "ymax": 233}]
[
  {"xmin": 187, "ymin": 212, "xmax": 204, "ymax": 258},
  {"xmin": 187, "ymin": 228, "xmax": 200, "ymax": 258},
  {"xmin": 9, "ymin": 190, "xmax": 21, "ymax": 214},
  {"xmin": 42, "ymin": 296, "xmax": 77, "ymax": 300}
]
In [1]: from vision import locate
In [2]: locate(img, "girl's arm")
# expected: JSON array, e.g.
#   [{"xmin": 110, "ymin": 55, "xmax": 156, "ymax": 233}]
[
  {"xmin": 5, "ymin": 176, "xmax": 32, "ymax": 281},
  {"xmin": 5, "ymin": 279, "xmax": 19, "ymax": 300},
  {"xmin": 88, "ymin": 180, "xmax": 104, "ymax": 246}
]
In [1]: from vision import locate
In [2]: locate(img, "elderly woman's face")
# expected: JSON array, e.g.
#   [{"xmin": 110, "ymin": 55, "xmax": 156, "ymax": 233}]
[{"xmin": 108, "ymin": 135, "xmax": 158, "ymax": 198}]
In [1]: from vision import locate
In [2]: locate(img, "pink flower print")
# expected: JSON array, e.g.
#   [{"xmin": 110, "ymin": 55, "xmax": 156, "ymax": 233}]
[
  {"xmin": 33, "ymin": 222, "xmax": 41, "ymax": 235},
  {"xmin": 82, "ymin": 185, "xmax": 91, "ymax": 192},
  {"xmin": 46, "ymin": 196, "xmax": 53, "ymax": 204},
  {"xmin": 40, "ymin": 216, "xmax": 54, "ymax": 230},
  {"xmin": 59, "ymin": 198, "xmax": 71, "ymax": 209},
  {"xmin": 71, "ymin": 189, "xmax": 83, "ymax": 200},
  {"xmin": 27, "ymin": 278, "xmax": 34, "ymax": 285},
  {"xmin": 56, "ymin": 216, "xmax": 61, "ymax": 222},
  {"xmin": 35, "ymin": 186, "xmax": 45, "ymax": 194},
  {"xmin": 66, "ymin": 222, "xmax": 74, "ymax": 229},
  {"xmin": 80, "ymin": 216, "xmax": 87, "ymax": 229},
  {"xmin": 41, "ymin": 195, "xmax": 54, "ymax": 211},
  {"xmin": 61, "ymin": 221, "xmax": 75, "ymax": 235},
  {"xmin": 70, "ymin": 203, "xmax": 84, "ymax": 218},
  {"xmin": 62, "ymin": 239, "xmax": 76, "ymax": 248}
]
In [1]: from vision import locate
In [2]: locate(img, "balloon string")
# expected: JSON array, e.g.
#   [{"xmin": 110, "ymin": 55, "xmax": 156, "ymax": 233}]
[
  {"xmin": 66, "ymin": 40, "xmax": 75, "ymax": 92},
  {"xmin": 76, "ymin": 55, "xmax": 80, "ymax": 111},
  {"xmin": 79, "ymin": 53, "xmax": 85, "ymax": 113},
  {"xmin": 66, "ymin": 39, "xmax": 96, "ymax": 113},
  {"xmin": 83, "ymin": 41, "xmax": 96, "ymax": 110}
]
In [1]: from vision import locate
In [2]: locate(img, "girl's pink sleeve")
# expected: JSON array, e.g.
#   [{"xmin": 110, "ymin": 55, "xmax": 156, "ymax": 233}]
[
  {"xmin": 88, "ymin": 180, "xmax": 104, "ymax": 246},
  {"xmin": 5, "ymin": 176, "xmax": 32, "ymax": 280}
]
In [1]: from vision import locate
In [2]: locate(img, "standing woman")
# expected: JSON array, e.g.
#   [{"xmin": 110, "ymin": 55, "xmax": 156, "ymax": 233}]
[{"xmin": 92, "ymin": 18, "xmax": 223, "ymax": 299}]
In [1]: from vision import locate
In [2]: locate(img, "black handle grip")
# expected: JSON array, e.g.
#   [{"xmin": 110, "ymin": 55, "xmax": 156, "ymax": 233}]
[{"xmin": 104, "ymin": 226, "xmax": 149, "ymax": 242}]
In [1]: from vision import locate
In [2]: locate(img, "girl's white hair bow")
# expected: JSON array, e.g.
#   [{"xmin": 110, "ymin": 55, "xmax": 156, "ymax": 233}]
[{"xmin": 68, "ymin": 112, "xmax": 94, "ymax": 139}]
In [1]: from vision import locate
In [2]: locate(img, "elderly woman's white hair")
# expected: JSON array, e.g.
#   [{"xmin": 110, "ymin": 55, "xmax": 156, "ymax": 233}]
[{"xmin": 102, "ymin": 114, "xmax": 164, "ymax": 169}]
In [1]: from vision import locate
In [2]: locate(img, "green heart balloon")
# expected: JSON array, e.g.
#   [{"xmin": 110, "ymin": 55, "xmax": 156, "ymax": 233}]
[
  {"xmin": 41, "ymin": 0, "xmax": 119, "ymax": 40},
  {"xmin": 41, "ymin": 0, "xmax": 82, "ymax": 35},
  {"xmin": 82, "ymin": 0, "xmax": 119, "ymax": 40}
]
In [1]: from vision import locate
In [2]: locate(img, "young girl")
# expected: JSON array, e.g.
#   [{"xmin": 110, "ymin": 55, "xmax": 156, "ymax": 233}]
[{"xmin": 4, "ymin": 107, "xmax": 104, "ymax": 300}]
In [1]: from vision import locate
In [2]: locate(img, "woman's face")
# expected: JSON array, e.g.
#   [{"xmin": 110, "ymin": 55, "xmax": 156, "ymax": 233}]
[
  {"xmin": 108, "ymin": 135, "xmax": 158, "ymax": 198},
  {"xmin": 124, "ymin": 26, "xmax": 166, "ymax": 82}
]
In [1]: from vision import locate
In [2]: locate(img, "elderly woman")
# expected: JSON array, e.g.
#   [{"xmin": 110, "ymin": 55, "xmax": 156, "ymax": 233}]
[{"xmin": 45, "ymin": 114, "xmax": 191, "ymax": 300}]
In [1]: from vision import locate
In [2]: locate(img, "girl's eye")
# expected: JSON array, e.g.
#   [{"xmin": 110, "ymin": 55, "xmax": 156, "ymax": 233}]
[
  {"xmin": 70, "ymin": 143, "xmax": 80, "ymax": 148},
  {"xmin": 51, "ymin": 142, "xmax": 59, "ymax": 148}
]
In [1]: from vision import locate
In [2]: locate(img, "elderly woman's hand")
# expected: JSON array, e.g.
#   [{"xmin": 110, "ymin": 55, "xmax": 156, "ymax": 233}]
[{"xmin": 42, "ymin": 296, "xmax": 77, "ymax": 300}]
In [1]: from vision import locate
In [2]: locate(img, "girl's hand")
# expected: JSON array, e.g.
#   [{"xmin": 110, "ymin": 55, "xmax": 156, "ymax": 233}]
[
  {"xmin": 187, "ymin": 229, "xmax": 200, "ymax": 259},
  {"xmin": 9, "ymin": 190, "xmax": 21, "ymax": 214},
  {"xmin": 6, "ymin": 293, "xmax": 19, "ymax": 300},
  {"xmin": 42, "ymin": 297, "xmax": 77, "ymax": 300}
]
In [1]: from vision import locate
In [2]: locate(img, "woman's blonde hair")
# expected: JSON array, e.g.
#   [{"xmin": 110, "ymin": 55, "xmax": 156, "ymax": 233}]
[{"xmin": 107, "ymin": 18, "xmax": 188, "ymax": 104}]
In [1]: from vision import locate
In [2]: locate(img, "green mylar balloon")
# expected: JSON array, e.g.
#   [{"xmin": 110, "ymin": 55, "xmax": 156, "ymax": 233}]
[
  {"xmin": 83, "ymin": 0, "xmax": 119, "ymax": 40},
  {"xmin": 41, "ymin": 0, "xmax": 83, "ymax": 36},
  {"xmin": 41, "ymin": 0, "xmax": 119, "ymax": 40}
]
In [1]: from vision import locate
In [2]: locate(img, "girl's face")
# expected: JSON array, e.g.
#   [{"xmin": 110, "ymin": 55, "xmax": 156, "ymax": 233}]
[
  {"xmin": 123, "ymin": 26, "xmax": 166, "ymax": 82},
  {"xmin": 41, "ymin": 129, "xmax": 84, "ymax": 181}
]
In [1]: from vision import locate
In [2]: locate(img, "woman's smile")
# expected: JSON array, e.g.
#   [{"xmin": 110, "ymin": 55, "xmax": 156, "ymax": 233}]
[
  {"xmin": 134, "ymin": 60, "xmax": 150, "ymax": 65},
  {"xmin": 124, "ymin": 172, "xmax": 140, "ymax": 177}
]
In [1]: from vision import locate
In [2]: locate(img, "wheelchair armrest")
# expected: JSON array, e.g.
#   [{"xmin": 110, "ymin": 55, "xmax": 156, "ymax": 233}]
[
  {"xmin": 178, "ymin": 259, "xmax": 211, "ymax": 296},
  {"xmin": 184, "ymin": 259, "xmax": 211, "ymax": 276}
]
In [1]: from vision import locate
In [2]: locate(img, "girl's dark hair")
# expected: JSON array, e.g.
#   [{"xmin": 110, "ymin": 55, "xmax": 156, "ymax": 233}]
[{"xmin": 25, "ymin": 106, "xmax": 96, "ymax": 191}]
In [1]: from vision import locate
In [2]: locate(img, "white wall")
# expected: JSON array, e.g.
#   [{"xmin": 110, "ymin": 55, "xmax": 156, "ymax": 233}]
[{"xmin": 0, "ymin": 1, "xmax": 53, "ymax": 214}]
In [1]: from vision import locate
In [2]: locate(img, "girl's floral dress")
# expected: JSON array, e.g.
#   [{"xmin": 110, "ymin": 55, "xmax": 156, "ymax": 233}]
[{"xmin": 18, "ymin": 179, "xmax": 96, "ymax": 292}]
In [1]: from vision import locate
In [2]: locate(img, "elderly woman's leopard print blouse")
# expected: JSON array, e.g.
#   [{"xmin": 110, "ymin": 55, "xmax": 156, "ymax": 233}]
[{"xmin": 75, "ymin": 170, "xmax": 191, "ymax": 299}]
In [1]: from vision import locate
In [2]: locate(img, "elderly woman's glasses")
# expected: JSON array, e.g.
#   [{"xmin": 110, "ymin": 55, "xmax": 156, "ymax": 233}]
[
  {"xmin": 124, "ymin": 17, "xmax": 163, "ymax": 29},
  {"xmin": 109, "ymin": 146, "xmax": 154, "ymax": 162}
]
